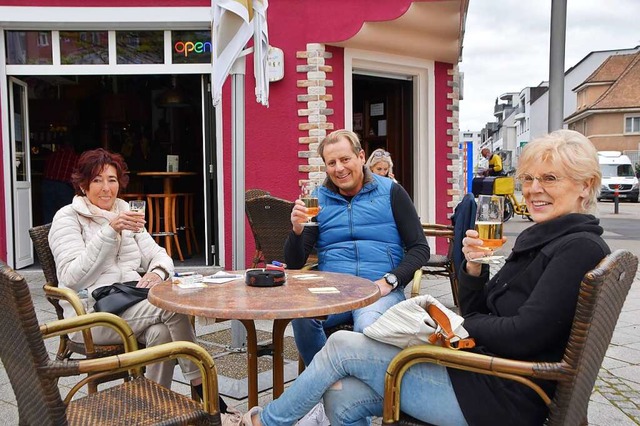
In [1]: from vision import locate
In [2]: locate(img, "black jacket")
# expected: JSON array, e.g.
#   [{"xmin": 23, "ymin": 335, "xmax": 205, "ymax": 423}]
[{"xmin": 450, "ymin": 214, "xmax": 610, "ymax": 426}]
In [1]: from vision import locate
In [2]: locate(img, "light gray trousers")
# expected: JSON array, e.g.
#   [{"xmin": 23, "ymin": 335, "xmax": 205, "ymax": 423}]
[{"xmin": 81, "ymin": 299, "xmax": 200, "ymax": 388}]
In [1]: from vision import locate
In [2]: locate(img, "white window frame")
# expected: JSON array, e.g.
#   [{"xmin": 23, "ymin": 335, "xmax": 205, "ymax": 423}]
[{"xmin": 624, "ymin": 115, "xmax": 640, "ymax": 134}]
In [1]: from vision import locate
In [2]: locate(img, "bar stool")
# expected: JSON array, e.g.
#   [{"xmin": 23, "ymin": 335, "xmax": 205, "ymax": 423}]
[
  {"xmin": 146, "ymin": 193, "xmax": 184, "ymax": 261},
  {"xmin": 175, "ymin": 193, "xmax": 199, "ymax": 256}
]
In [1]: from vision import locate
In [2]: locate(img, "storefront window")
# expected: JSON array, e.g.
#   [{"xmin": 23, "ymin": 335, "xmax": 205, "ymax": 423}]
[
  {"xmin": 172, "ymin": 30, "xmax": 211, "ymax": 64},
  {"xmin": 5, "ymin": 31, "xmax": 53, "ymax": 64},
  {"xmin": 116, "ymin": 31, "xmax": 164, "ymax": 64},
  {"xmin": 60, "ymin": 31, "xmax": 109, "ymax": 64}
]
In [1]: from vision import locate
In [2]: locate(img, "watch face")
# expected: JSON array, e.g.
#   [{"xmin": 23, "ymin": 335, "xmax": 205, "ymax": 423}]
[{"xmin": 385, "ymin": 273, "xmax": 398, "ymax": 285}]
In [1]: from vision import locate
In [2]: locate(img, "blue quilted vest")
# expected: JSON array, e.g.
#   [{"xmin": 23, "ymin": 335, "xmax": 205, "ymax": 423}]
[{"xmin": 316, "ymin": 174, "xmax": 404, "ymax": 281}]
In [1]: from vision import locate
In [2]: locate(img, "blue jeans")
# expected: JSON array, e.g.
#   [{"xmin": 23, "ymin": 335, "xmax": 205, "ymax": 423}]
[
  {"xmin": 292, "ymin": 289, "xmax": 406, "ymax": 366},
  {"xmin": 261, "ymin": 331, "xmax": 468, "ymax": 426}
]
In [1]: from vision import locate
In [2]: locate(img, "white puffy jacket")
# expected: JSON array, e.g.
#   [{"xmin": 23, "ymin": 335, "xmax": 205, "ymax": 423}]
[{"xmin": 49, "ymin": 196, "xmax": 174, "ymax": 320}]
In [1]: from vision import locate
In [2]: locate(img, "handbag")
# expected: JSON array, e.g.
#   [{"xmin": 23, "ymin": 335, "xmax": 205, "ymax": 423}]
[
  {"xmin": 363, "ymin": 294, "xmax": 475, "ymax": 350},
  {"xmin": 92, "ymin": 281, "xmax": 149, "ymax": 315}
]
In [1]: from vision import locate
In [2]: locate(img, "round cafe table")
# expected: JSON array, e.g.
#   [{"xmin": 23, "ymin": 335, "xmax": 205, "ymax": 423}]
[{"xmin": 148, "ymin": 270, "xmax": 380, "ymax": 407}]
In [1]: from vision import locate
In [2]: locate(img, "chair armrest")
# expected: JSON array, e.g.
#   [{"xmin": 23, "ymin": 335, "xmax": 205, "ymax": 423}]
[
  {"xmin": 410, "ymin": 269, "xmax": 423, "ymax": 298},
  {"xmin": 40, "ymin": 311, "xmax": 138, "ymax": 353},
  {"xmin": 74, "ymin": 341, "xmax": 220, "ymax": 414},
  {"xmin": 382, "ymin": 345, "xmax": 566, "ymax": 424},
  {"xmin": 43, "ymin": 284, "xmax": 88, "ymax": 316}
]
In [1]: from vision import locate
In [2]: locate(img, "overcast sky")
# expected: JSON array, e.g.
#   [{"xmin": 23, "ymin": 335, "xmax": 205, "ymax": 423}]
[{"xmin": 459, "ymin": 0, "xmax": 640, "ymax": 132}]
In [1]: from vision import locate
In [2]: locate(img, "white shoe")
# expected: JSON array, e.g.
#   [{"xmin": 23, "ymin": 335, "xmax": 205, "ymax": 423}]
[
  {"xmin": 295, "ymin": 402, "xmax": 330, "ymax": 426},
  {"xmin": 221, "ymin": 406, "xmax": 243, "ymax": 426},
  {"xmin": 242, "ymin": 406, "xmax": 263, "ymax": 426}
]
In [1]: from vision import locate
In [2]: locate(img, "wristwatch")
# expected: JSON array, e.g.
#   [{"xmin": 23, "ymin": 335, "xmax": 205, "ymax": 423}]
[{"xmin": 383, "ymin": 273, "xmax": 398, "ymax": 290}]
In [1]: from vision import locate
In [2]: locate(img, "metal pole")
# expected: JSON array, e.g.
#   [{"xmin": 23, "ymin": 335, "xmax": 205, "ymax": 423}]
[
  {"xmin": 548, "ymin": 0, "xmax": 567, "ymax": 132},
  {"xmin": 230, "ymin": 54, "xmax": 247, "ymax": 349}
]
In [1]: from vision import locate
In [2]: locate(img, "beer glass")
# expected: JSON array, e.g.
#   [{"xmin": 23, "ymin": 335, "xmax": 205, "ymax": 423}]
[
  {"xmin": 475, "ymin": 195, "xmax": 504, "ymax": 250},
  {"xmin": 129, "ymin": 200, "xmax": 146, "ymax": 233},
  {"xmin": 300, "ymin": 181, "xmax": 319, "ymax": 226}
]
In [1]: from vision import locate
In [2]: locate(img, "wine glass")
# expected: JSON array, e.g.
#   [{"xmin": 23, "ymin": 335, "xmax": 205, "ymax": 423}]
[
  {"xmin": 300, "ymin": 181, "xmax": 319, "ymax": 226},
  {"xmin": 472, "ymin": 195, "xmax": 504, "ymax": 262}
]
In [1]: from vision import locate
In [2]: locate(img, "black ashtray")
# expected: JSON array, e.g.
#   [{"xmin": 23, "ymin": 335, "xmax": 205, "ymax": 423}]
[{"xmin": 245, "ymin": 269, "xmax": 286, "ymax": 287}]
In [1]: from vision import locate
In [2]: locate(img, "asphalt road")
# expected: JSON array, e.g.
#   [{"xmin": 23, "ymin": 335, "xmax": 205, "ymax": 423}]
[{"xmin": 501, "ymin": 199, "xmax": 640, "ymax": 254}]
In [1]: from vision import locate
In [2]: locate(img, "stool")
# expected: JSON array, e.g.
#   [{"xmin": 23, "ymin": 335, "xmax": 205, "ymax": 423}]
[
  {"xmin": 146, "ymin": 193, "xmax": 184, "ymax": 262},
  {"xmin": 120, "ymin": 193, "xmax": 146, "ymax": 201},
  {"xmin": 175, "ymin": 193, "xmax": 199, "ymax": 256}
]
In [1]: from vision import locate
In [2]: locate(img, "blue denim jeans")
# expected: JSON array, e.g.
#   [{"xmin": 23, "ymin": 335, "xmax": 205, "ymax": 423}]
[
  {"xmin": 261, "ymin": 331, "xmax": 468, "ymax": 426},
  {"xmin": 292, "ymin": 289, "xmax": 406, "ymax": 366}
]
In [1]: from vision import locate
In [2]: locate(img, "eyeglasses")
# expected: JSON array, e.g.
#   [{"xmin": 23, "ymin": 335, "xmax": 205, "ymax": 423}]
[
  {"xmin": 373, "ymin": 150, "xmax": 391, "ymax": 158},
  {"xmin": 516, "ymin": 173, "xmax": 563, "ymax": 187}
]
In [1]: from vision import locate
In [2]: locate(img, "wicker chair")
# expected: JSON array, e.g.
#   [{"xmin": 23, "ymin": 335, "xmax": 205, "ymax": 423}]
[
  {"xmin": 383, "ymin": 249, "xmax": 639, "ymax": 425},
  {"xmin": 245, "ymin": 195, "xmax": 294, "ymax": 267},
  {"xmin": 245, "ymin": 189, "xmax": 270, "ymax": 267},
  {"xmin": 0, "ymin": 262, "xmax": 222, "ymax": 426},
  {"xmin": 29, "ymin": 223, "xmax": 129, "ymax": 393},
  {"xmin": 411, "ymin": 224, "xmax": 457, "ymax": 303}
]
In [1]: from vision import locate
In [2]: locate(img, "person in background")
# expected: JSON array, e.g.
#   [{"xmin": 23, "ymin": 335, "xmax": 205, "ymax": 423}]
[
  {"xmin": 48, "ymin": 148, "xmax": 235, "ymax": 417},
  {"xmin": 481, "ymin": 147, "xmax": 504, "ymax": 176},
  {"xmin": 42, "ymin": 139, "xmax": 78, "ymax": 223},
  {"xmin": 365, "ymin": 148, "xmax": 397, "ymax": 182},
  {"xmin": 242, "ymin": 129, "xmax": 610, "ymax": 426},
  {"xmin": 284, "ymin": 130, "xmax": 429, "ymax": 368}
]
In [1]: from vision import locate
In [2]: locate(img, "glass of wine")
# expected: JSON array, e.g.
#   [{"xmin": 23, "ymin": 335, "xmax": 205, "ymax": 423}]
[
  {"xmin": 300, "ymin": 181, "xmax": 319, "ymax": 226},
  {"xmin": 472, "ymin": 195, "xmax": 504, "ymax": 263}
]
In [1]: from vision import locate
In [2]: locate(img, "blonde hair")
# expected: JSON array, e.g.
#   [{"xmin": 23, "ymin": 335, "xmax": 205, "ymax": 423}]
[
  {"xmin": 317, "ymin": 129, "xmax": 362, "ymax": 160},
  {"xmin": 517, "ymin": 129, "xmax": 601, "ymax": 213},
  {"xmin": 365, "ymin": 148, "xmax": 394, "ymax": 176}
]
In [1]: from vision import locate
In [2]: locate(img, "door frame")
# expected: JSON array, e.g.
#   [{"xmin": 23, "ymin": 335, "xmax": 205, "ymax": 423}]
[{"xmin": 343, "ymin": 48, "xmax": 436, "ymax": 223}]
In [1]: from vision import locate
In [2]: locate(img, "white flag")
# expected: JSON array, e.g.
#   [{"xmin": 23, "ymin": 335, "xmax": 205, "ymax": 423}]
[
  {"xmin": 252, "ymin": 0, "xmax": 269, "ymax": 106},
  {"xmin": 211, "ymin": 0, "xmax": 254, "ymax": 106}
]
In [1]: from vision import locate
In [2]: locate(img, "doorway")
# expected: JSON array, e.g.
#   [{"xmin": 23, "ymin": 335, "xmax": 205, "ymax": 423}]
[
  {"xmin": 22, "ymin": 74, "xmax": 213, "ymax": 265},
  {"xmin": 352, "ymin": 75, "xmax": 413, "ymax": 196}
]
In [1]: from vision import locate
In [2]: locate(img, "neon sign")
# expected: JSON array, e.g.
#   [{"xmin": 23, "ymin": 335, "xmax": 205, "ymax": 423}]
[{"xmin": 174, "ymin": 41, "xmax": 212, "ymax": 57}]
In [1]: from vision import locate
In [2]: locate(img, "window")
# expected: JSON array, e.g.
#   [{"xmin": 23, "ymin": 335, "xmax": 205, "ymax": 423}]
[
  {"xmin": 625, "ymin": 116, "xmax": 640, "ymax": 133},
  {"xmin": 60, "ymin": 31, "xmax": 109, "ymax": 64},
  {"xmin": 5, "ymin": 31, "xmax": 53, "ymax": 64},
  {"xmin": 116, "ymin": 31, "xmax": 164, "ymax": 64}
]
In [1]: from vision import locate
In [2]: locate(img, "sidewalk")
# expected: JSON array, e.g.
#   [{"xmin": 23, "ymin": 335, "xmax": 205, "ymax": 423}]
[{"xmin": 1, "ymin": 261, "xmax": 639, "ymax": 424}]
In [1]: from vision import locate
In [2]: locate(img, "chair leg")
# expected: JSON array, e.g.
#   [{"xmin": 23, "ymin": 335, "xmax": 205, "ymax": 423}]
[{"xmin": 448, "ymin": 264, "xmax": 459, "ymax": 307}]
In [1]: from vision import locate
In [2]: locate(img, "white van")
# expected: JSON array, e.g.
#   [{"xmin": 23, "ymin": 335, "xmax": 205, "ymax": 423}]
[{"xmin": 597, "ymin": 151, "xmax": 639, "ymax": 203}]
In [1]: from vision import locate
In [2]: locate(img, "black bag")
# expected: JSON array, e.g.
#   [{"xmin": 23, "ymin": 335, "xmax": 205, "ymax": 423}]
[{"xmin": 92, "ymin": 281, "xmax": 149, "ymax": 315}]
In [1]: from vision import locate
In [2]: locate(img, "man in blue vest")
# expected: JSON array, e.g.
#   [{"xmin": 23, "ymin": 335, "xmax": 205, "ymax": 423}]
[{"xmin": 285, "ymin": 129, "xmax": 430, "ymax": 366}]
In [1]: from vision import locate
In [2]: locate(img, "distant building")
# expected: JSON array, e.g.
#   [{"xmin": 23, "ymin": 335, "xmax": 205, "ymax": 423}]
[{"xmin": 565, "ymin": 52, "xmax": 640, "ymax": 153}]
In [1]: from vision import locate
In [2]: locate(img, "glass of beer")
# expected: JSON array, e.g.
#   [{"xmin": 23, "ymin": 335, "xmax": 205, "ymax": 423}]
[
  {"xmin": 301, "ymin": 181, "xmax": 319, "ymax": 226},
  {"xmin": 475, "ymin": 195, "xmax": 504, "ymax": 250},
  {"xmin": 128, "ymin": 200, "xmax": 146, "ymax": 233}
]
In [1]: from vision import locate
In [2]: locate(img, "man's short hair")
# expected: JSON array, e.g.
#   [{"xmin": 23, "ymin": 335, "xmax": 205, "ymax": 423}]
[{"xmin": 317, "ymin": 130, "xmax": 362, "ymax": 161}]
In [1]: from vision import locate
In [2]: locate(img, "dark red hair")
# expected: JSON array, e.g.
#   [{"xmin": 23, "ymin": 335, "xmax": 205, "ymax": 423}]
[{"xmin": 71, "ymin": 148, "xmax": 130, "ymax": 196}]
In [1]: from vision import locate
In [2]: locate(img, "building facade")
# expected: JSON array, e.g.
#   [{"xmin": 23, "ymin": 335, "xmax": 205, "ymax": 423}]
[{"xmin": 0, "ymin": 0, "xmax": 469, "ymax": 268}]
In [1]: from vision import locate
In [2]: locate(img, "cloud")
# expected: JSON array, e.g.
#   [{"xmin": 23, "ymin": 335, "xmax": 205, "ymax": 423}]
[{"xmin": 460, "ymin": 0, "xmax": 640, "ymax": 131}]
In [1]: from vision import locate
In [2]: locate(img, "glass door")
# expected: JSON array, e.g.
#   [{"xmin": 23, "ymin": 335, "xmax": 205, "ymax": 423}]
[{"xmin": 8, "ymin": 77, "xmax": 34, "ymax": 269}]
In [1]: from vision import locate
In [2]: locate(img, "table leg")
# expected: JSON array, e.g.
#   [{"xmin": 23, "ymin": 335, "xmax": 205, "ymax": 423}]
[
  {"xmin": 272, "ymin": 319, "xmax": 292, "ymax": 398},
  {"xmin": 240, "ymin": 319, "xmax": 259, "ymax": 408},
  {"xmin": 163, "ymin": 194, "xmax": 173, "ymax": 257}
]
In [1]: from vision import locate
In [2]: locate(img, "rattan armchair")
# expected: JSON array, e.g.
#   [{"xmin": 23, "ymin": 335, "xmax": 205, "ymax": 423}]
[
  {"xmin": 29, "ymin": 223, "xmax": 130, "ymax": 392},
  {"xmin": 383, "ymin": 249, "xmax": 638, "ymax": 425},
  {"xmin": 245, "ymin": 195, "xmax": 294, "ymax": 267},
  {"xmin": 0, "ymin": 262, "xmax": 222, "ymax": 426},
  {"xmin": 245, "ymin": 189, "xmax": 271, "ymax": 267}
]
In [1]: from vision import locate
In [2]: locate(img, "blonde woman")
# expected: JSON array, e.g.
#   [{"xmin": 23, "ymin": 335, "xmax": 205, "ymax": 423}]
[{"xmin": 365, "ymin": 148, "xmax": 397, "ymax": 182}]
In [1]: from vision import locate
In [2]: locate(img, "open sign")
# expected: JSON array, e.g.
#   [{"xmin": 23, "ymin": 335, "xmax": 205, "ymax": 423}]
[{"xmin": 174, "ymin": 41, "xmax": 212, "ymax": 57}]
